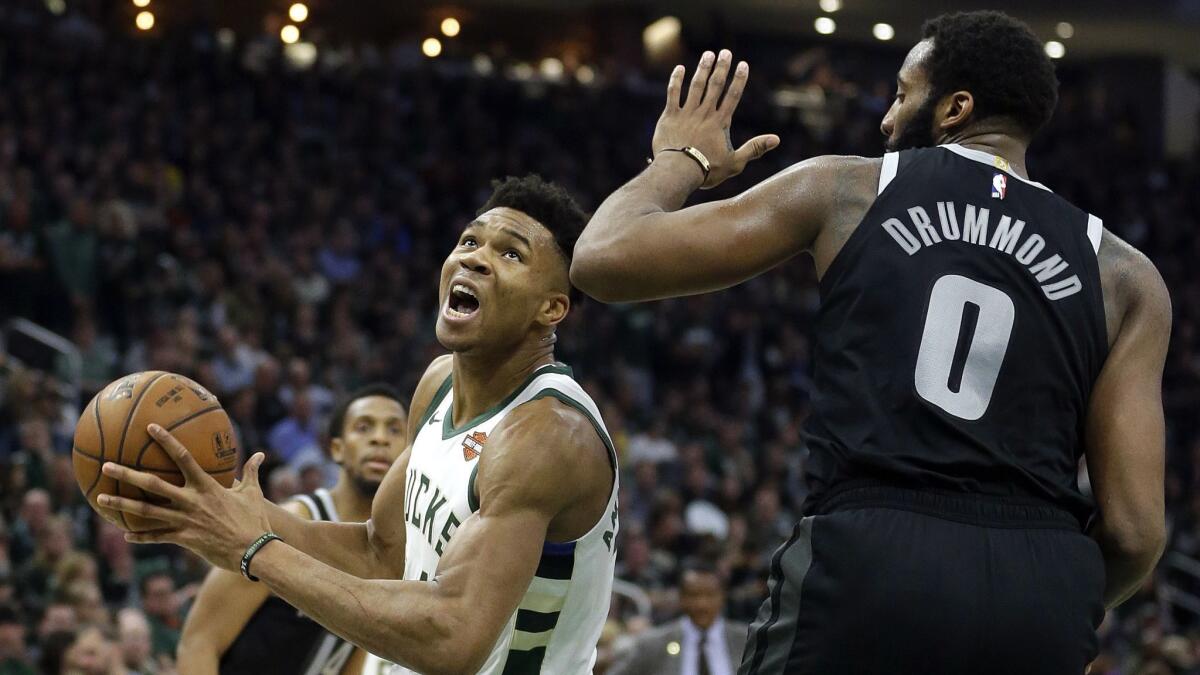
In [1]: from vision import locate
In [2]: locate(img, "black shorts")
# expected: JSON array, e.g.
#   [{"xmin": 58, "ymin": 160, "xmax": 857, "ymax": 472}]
[{"xmin": 739, "ymin": 485, "xmax": 1105, "ymax": 675}]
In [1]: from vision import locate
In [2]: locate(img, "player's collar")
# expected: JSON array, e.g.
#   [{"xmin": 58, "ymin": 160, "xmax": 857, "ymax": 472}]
[{"xmin": 939, "ymin": 143, "xmax": 1053, "ymax": 193}]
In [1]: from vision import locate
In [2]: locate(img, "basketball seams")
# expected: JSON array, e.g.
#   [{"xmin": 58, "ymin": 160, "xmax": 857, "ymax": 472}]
[
  {"xmin": 115, "ymin": 371, "xmax": 169, "ymax": 468},
  {"xmin": 83, "ymin": 399, "xmax": 106, "ymax": 498},
  {"xmin": 132, "ymin": 404, "xmax": 225, "ymax": 468},
  {"xmin": 73, "ymin": 446, "xmax": 236, "ymax": 476}
]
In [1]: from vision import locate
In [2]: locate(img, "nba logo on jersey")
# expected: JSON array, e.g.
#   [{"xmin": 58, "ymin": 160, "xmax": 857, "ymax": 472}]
[{"xmin": 991, "ymin": 173, "xmax": 1007, "ymax": 199}]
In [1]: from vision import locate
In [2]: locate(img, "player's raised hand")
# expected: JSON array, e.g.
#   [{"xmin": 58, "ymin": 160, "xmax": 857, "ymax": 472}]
[
  {"xmin": 97, "ymin": 423, "xmax": 272, "ymax": 572},
  {"xmin": 652, "ymin": 49, "xmax": 780, "ymax": 189}
]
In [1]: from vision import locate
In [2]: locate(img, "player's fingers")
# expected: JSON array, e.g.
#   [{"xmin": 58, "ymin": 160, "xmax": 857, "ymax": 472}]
[
  {"xmin": 719, "ymin": 61, "xmax": 750, "ymax": 123},
  {"xmin": 238, "ymin": 452, "xmax": 267, "ymax": 492},
  {"xmin": 147, "ymin": 423, "xmax": 212, "ymax": 486},
  {"xmin": 732, "ymin": 134, "xmax": 781, "ymax": 169},
  {"xmin": 101, "ymin": 462, "xmax": 187, "ymax": 502},
  {"xmin": 124, "ymin": 528, "xmax": 180, "ymax": 545},
  {"xmin": 96, "ymin": 494, "xmax": 186, "ymax": 525},
  {"xmin": 664, "ymin": 65, "xmax": 685, "ymax": 112},
  {"xmin": 684, "ymin": 51, "xmax": 715, "ymax": 110},
  {"xmin": 702, "ymin": 50, "xmax": 733, "ymax": 112}
]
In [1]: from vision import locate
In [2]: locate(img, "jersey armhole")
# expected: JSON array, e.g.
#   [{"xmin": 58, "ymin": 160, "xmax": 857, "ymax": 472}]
[
  {"xmin": 291, "ymin": 494, "xmax": 320, "ymax": 521},
  {"xmin": 415, "ymin": 374, "xmax": 453, "ymax": 429},
  {"xmin": 877, "ymin": 152, "xmax": 899, "ymax": 195},
  {"xmin": 1086, "ymin": 214, "xmax": 1103, "ymax": 254}
]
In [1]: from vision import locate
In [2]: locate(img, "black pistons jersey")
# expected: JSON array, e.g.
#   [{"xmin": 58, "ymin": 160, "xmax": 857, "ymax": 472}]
[
  {"xmin": 220, "ymin": 488, "xmax": 355, "ymax": 675},
  {"xmin": 802, "ymin": 144, "xmax": 1108, "ymax": 526}
]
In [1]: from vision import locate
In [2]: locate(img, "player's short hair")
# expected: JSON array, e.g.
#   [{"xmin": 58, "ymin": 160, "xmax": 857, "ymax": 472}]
[
  {"xmin": 328, "ymin": 383, "xmax": 405, "ymax": 440},
  {"xmin": 921, "ymin": 11, "xmax": 1058, "ymax": 138},
  {"xmin": 478, "ymin": 175, "xmax": 588, "ymax": 267}
]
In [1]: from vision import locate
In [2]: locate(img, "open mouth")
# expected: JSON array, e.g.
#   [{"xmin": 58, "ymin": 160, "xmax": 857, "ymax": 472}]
[{"xmin": 446, "ymin": 282, "xmax": 480, "ymax": 319}]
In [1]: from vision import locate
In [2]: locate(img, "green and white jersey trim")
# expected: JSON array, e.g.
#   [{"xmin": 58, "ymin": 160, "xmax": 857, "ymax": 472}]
[{"xmin": 383, "ymin": 362, "xmax": 618, "ymax": 675}]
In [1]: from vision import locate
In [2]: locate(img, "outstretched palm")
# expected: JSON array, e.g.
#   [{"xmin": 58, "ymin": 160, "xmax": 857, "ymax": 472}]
[{"xmin": 652, "ymin": 49, "xmax": 780, "ymax": 189}]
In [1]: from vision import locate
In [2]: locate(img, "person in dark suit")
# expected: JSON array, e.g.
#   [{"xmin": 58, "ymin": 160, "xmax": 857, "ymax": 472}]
[{"xmin": 610, "ymin": 560, "xmax": 747, "ymax": 675}]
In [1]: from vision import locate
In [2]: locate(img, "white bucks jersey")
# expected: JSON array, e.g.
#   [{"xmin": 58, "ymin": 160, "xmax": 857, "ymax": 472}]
[{"xmin": 386, "ymin": 362, "xmax": 619, "ymax": 675}]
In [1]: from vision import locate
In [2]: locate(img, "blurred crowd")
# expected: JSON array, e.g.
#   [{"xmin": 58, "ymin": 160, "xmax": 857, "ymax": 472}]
[{"xmin": 0, "ymin": 2, "xmax": 1198, "ymax": 674}]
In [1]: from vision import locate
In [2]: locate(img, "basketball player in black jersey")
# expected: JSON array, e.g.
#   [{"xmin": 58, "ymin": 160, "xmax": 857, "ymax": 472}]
[
  {"xmin": 573, "ymin": 11, "xmax": 1170, "ymax": 675},
  {"xmin": 177, "ymin": 385, "xmax": 407, "ymax": 675}
]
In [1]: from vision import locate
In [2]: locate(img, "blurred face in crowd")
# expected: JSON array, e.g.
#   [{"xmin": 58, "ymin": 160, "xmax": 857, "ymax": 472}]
[
  {"xmin": 881, "ymin": 40, "xmax": 942, "ymax": 152},
  {"xmin": 116, "ymin": 609, "xmax": 151, "ymax": 667},
  {"xmin": 63, "ymin": 626, "xmax": 118, "ymax": 675},
  {"xmin": 40, "ymin": 518, "xmax": 72, "ymax": 559},
  {"xmin": 680, "ymin": 570, "xmax": 725, "ymax": 630},
  {"xmin": 437, "ymin": 208, "xmax": 570, "ymax": 355},
  {"xmin": 20, "ymin": 489, "xmax": 51, "ymax": 531},
  {"xmin": 330, "ymin": 396, "xmax": 407, "ymax": 497},
  {"xmin": 39, "ymin": 604, "xmax": 77, "ymax": 639},
  {"xmin": 67, "ymin": 582, "xmax": 108, "ymax": 628},
  {"xmin": 0, "ymin": 619, "xmax": 24, "ymax": 659},
  {"xmin": 140, "ymin": 575, "xmax": 177, "ymax": 621}
]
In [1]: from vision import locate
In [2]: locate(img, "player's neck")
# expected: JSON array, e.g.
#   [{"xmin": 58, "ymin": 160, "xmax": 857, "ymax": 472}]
[
  {"xmin": 329, "ymin": 478, "xmax": 372, "ymax": 522},
  {"xmin": 942, "ymin": 131, "xmax": 1030, "ymax": 180},
  {"xmin": 449, "ymin": 341, "xmax": 557, "ymax": 427}
]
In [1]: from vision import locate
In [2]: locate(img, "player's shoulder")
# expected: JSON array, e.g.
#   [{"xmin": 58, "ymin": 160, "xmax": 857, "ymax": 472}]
[
  {"xmin": 282, "ymin": 496, "xmax": 316, "ymax": 520},
  {"xmin": 771, "ymin": 154, "xmax": 883, "ymax": 211},
  {"xmin": 1098, "ymin": 230, "xmax": 1171, "ymax": 335},
  {"xmin": 420, "ymin": 354, "xmax": 454, "ymax": 387},
  {"xmin": 477, "ymin": 397, "xmax": 611, "ymax": 506},
  {"xmin": 410, "ymin": 354, "xmax": 454, "ymax": 425},
  {"xmin": 782, "ymin": 154, "xmax": 881, "ymax": 184}
]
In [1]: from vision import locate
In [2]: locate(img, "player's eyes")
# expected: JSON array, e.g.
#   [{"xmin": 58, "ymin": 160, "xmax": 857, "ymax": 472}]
[
  {"xmin": 504, "ymin": 250, "xmax": 522, "ymax": 262},
  {"xmin": 461, "ymin": 236, "xmax": 477, "ymax": 247}
]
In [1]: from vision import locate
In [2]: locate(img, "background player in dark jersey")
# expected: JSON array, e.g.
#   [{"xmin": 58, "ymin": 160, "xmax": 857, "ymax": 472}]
[
  {"xmin": 177, "ymin": 385, "xmax": 407, "ymax": 675},
  {"xmin": 573, "ymin": 10, "xmax": 1170, "ymax": 675}
]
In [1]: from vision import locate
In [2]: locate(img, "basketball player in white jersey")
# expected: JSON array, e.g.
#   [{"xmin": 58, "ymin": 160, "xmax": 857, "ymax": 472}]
[
  {"xmin": 177, "ymin": 385, "xmax": 407, "ymax": 675},
  {"xmin": 97, "ymin": 175, "xmax": 619, "ymax": 675}
]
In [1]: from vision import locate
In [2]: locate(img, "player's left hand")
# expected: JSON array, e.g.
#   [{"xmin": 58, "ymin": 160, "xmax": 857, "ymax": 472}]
[
  {"xmin": 97, "ymin": 423, "xmax": 272, "ymax": 572},
  {"xmin": 651, "ymin": 49, "xmax": 780, "ymax": 189}
]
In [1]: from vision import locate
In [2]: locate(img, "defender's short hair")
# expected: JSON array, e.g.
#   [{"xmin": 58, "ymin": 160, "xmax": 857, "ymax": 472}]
[
  {"xmin": 921, "ymin": 11, "xmax": 1059, "ymax": 138},
  {"xmin": 328, "ymin": 384, "xmax": 405, "ymax": 440}
]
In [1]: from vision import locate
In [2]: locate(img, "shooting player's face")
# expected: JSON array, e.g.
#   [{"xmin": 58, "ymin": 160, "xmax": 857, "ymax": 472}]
[{"xmin": 436, "ymin": 207, "xmax": 569, "ymax": 354}]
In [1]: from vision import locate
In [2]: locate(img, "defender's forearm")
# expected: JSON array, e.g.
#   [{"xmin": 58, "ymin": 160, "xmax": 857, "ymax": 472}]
[
  {"xmin": 252, "ymin": 542, "xmax": 470, "ymax": 675},
  {"xmin": 572, "ymin": 153, "xmax": 703, "ymax": 298},
  {"xmin": 262, "ymin": 500, "xmax": 388, "ymax": 579},
  {"xmin": 1091, "ymin": 517, "xmax": 1166, "ymax": 609}
]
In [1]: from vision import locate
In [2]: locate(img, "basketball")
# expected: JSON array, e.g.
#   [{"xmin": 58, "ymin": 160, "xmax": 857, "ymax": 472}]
[{"xmin": 72, "ymin": 371, "xmax": 239, "ymax": 532}]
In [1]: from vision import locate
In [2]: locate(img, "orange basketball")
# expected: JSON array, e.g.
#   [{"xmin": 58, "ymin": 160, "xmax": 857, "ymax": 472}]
[{"xmin": 72, "ymin": 371, "xmax": 239, "ymax": 532}]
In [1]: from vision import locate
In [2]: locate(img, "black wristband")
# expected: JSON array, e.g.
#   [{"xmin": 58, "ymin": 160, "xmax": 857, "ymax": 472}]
[{"xmin": 240, "ymin": 532, "xmax": 282, "ymax": 582}]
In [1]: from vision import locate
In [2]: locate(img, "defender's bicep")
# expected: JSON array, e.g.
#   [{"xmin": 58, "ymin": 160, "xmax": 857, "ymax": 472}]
[{"xmin": 1085, "ymin": 248, "xmax": 1170, "ymax": 521}]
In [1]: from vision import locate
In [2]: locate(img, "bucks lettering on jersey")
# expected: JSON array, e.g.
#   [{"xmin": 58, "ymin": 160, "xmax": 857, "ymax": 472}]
[{"xmin": 387, "ymin": 362, "xmax": 618, "ymax": 675}]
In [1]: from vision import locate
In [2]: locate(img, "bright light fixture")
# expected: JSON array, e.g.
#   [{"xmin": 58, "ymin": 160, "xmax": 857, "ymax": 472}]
[
  {"xmin": 815, "ymin": 17, "xmax": 836, "ymax": 35},
  {"xmin": 1044, "ymin": 41, "xmax": 1065, "ymax": 59},
  {"xmin": 873, "ymin": 23, "xmax": 894, "ymax": 41},
  {"xmin": 422, "ymin": 37, "xmax": 443, "ymax": 58},
  {"xmin": 441, "ymin": 18, "xmax": 461, "ymax": 37}
]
